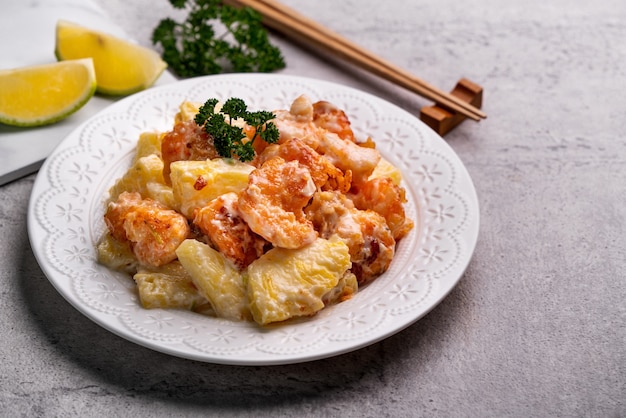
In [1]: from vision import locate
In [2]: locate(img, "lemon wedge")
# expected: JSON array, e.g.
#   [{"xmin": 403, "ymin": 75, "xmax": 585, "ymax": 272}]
[
  {"xmin": 0, "ymin": 58, "xmax": 96, "ymax": 127},
  {"xmin": 55, "ymin": 20, "xmax": 167, "ymax": 96}
]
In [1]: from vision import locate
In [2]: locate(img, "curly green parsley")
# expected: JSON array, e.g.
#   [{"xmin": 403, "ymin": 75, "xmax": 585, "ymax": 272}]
[
  {"xmin": 151, "ymin": 0, "xmax": 285, "ymax": 77},
  {"xmin": 195, "ymin": 97, "xmax": 280, "ymax": 162}
]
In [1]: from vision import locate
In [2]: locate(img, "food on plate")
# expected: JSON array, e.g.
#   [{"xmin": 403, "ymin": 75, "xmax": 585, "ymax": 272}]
[
  {"xmin": 238, "ymin": 156, "xmax": 318, "ymax": 250},
  {"xmin": 97, "ymin": 95, "xmax": 414, "ymax": 325},
  {"xmin": 246, "ymin": 235, "xmax": 353, "ymax": 325},
  {"xmin": 0, "ymin": 59, "xmax": 96, "ymax": 127},
  {"xmin": 55, "ymin": 20, "xmax": 167, "ymax": 95},
  {"xmin": 134, "ymin": 261, "xmax": 209, "ymax": 311},
  {"xmin": 176, "ymin": 239, "xmax": 251, "ymax": 321},
  {"xmin": 104, "ymin": 191, "xmax": 189, "ymax": 267},
  {"xmin": 305, "ymin": 191, "xmax": 396, "ymax": 285}
]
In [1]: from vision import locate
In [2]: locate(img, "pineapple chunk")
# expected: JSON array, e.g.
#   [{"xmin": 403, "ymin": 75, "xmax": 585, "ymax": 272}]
[
  {"xmin": 247, "ymin": 235, "xmax": 351, "ymax": 325},
  {"xmin": 322, "ymin": 271, "xmax": 358, "ymax": 306},
  {"xmin": 97, "ymin": 232, "xmax": 137, "ymax": 274},
  {"xmin": 134, "ymin": 131, "xmax": 162, "ymax": 162},
  {"xmin": 170, "ymin": 158, "xmax": 255, "ymax": 218},
  {"xmin": 174, "ymin": 101, "xmax": 202, "ymax": 123},
  {"xmin": 134, "ymin": 261, "xmax": 207, "ymax": 310},
  {"xmin": 145, "ymin": 181, "xmax": 176, "ymax": 210},
  {"xmin": 175, "ymin": 239, "xmax": 251, "ymax": 321},
  {"xmin": 107, "ymin": 151, "xmax": 174, "ymax": 208},
  {"xmin": 108, "ymin": 153, "xmax": 166, "ymax": 201},
  {"xmin": 369, "ymin": 157, "xmax": 403, "ymax": 186}
]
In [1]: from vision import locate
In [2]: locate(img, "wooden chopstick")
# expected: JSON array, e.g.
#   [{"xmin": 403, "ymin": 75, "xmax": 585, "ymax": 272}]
[{"xmin": 224, "ymin": 0, "xmax": 486, "ymax": 121}]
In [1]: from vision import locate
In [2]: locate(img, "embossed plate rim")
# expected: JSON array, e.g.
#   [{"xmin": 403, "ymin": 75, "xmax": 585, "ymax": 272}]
[{"xmin": 27, "ymin": 73, "xmax": 479, "ymax": 365}]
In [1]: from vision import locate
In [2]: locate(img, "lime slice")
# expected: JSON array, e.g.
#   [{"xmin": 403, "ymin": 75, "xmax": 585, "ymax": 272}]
[
  {"xmin": 55, "ymin": 20, "xmax": 167, "ymax": 96},
  {"xmin": 0, "ymin": 58, "xmax": 96, "ymax": 127}
]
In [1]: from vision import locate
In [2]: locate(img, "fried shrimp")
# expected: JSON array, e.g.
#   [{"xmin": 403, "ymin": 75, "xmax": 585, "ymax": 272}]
[
  {"xmin": 161, "ymin": 120, "xmax": 220, "ymax": 184},
  {"xmin": 306, "ymin": 191, "xmax": 395, "ymax": 284},
  {"xmin": 104, "ymin": 192, "xmax": 190, "ymax": 267},
  {"xmin": 338, "ymin": 209, "xmax": 395, "ymax": 284},
  {"xmin": 272, "ymin": 95, "xmax": 322, "ymax": 149},
  {"xmin": 276, "ymin": 138, "xmax": 351, "ymax": 193},
  {"xmin": 316, "ymin": 131, "xmax": 381, "ymax": 186},
  {"xmin": 192, "ymin": 192, "xmax": 269, "ymax": 269},
  {"xmin": 350, "ymin": 177, "xmax": 414, "ymax": 240},
  {"xmin": 305, "ymin": 191, "xmax": 355, "ymax": 236},
  {"xmin": 312, "ymin": 100, "xmax": 356, "ymax": 142},
  {"xmin": 269, "ymin": 96, "xmax": 376, "ymax": 186},
  {"xmin": 238, "ymin": 157, "xmax": 318, "ymax": 249}
]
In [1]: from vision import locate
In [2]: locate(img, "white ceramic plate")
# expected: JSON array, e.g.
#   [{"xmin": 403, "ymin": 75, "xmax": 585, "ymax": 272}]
[{"xmin": 28, "ymin": 74, "xmax": 479, "ymax": 365}]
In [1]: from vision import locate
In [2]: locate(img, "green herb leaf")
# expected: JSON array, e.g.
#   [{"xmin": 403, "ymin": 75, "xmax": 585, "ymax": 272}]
[
  {"xmin": 259, "ymin": 121, "xmax": 280, "ymax": 144},
  {"xmin": 194, "ymin": 98, "xmax": 219, "ymax": 126},
  {"xmin": 195, "ymin": 97, "xmax": 279, "ymax": 162},
  {"xmin": 221, "ymin": 98, "xmax": 248, "ymax": 120},
  {"xmin": 152, "ymin": 0, "xmax": 286, "ymax": 77}
]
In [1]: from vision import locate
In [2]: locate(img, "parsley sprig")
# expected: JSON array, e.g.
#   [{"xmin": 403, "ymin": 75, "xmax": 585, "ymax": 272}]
[
  {"xmin": 151, "ymin": 0, "xmax": 285, "ymax": 77},
  {"xmin": 195, "ymin": 98, "xmax": 280, "ymax": 162}
]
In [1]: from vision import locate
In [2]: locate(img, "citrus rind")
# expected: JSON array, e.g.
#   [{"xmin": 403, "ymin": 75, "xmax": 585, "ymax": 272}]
[
  {"xmin": 0, "ymin": 58, "xmax": 96, "ymax": 127},
  {"xmin": 55, "ymin": 20, "xmax": 167, "ymax": 96}
]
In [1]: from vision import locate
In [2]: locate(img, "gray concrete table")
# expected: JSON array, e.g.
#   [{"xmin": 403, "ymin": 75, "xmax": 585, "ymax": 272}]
[{"xmin": 1, "ymin": 0, "xmax": 624, "ymax": 416}]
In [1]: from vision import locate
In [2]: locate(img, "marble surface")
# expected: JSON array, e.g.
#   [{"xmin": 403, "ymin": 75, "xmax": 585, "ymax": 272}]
[{"xmin": 1, "ymin": 0, "xmax": 625, "ymax": 416}]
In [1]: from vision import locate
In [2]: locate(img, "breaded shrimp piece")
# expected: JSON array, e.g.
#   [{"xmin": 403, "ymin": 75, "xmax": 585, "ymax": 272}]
[
  {"xmin": 305, "ymin": 190, "xmax": 355, "ymax": 236},
  {"xmin": 272, "ymin": 110, "xmax": 322, "ymax": 150},
  {"xmin": 161, "ymin": 120, "xmax": 220, "ymax": 184},
  {"xmin": 275, "ymin": 138, "xmax": 351, "ymax": 193},
  {"xmin": 337, "ymin": 209, "xmax": 395, "ymax": 285},
  {"xmin": 312, "ymin": 100, "xmax": 356, "ymax": 142},
  {"xmin": 316, "ymin": 132, "xmax": 381, "ymax": 186},
  {"xmin": 350, "ymin": 177, "xmax": 414, "ymax": 240},
  {"xmin": 104, "ymin": 192, "xmax": 190, "ymax": 267},
  {"xmin": 238, "ymin": 157, "xmax": 318, "ymax": 249},
  {"xmin": 192, "ymin": 192, "xmax": 269, "ymax": 269},
  {"xmin": 306, "ymin": 191, "xmax": 395, "ymax": 284},
  {"xmin": 103, "ymin": 191, "xmax": 141, "ymax": 244},
  {"xmin": 272, "ymin": 96, "xmax": 322, "ymax": 150}
]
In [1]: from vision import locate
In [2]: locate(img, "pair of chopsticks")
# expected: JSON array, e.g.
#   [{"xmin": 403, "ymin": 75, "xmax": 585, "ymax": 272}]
[{"xmin": 224, "ymin": 0, "xmax": 486, "ymax": 121}]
